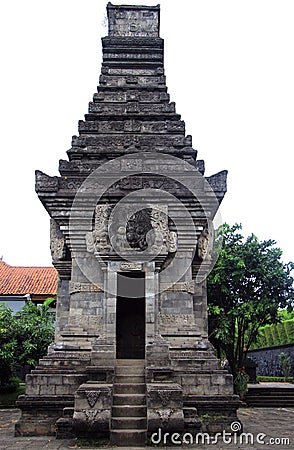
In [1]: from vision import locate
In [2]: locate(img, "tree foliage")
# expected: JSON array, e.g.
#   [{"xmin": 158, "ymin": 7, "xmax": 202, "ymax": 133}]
[
  {"xmin": 207, "ymin": 224, "xmax": 294, "ymax": 378},
  {"xmin": 0, "ymin": 304, "xmax": 19, "ymax": 386},
  {"xmin": 0, "ymin": 299, "xmax": 54, "ymax": 387}
]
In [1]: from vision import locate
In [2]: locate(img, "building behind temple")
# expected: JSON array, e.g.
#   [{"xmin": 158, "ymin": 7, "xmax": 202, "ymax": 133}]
[{"xmin": 0, "ymin": 259, "xmax": 57, "ymax": 311}]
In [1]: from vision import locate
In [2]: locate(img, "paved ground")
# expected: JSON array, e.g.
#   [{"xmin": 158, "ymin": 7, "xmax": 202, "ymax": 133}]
[{"xmin": 0, "ymin": 407, "xmax": 293, "ymax": 449}]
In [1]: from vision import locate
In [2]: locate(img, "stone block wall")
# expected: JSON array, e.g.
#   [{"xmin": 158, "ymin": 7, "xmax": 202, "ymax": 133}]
[{"xmin": 248, "ymin": 343, "xmax": 294, "ymax": 377}]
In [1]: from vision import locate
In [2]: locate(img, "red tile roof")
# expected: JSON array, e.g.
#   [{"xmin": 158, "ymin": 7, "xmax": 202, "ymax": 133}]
[{"xmin": 0, "ymin": 260, "xmax": 58, "ymax": 296}]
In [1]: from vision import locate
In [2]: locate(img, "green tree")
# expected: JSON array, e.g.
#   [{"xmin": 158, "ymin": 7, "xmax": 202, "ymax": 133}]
[
  {"xmin": 207, "ymin": 224, "xmax": 294, "ymax": 380},
  {"xmin": 0, "ymin": 299, "xmax": 54, "ymax": 388},
  {"xmin": 0, "ymin": 304, "xmax": 19, "ymax": 386},
  {"xmin": 16, "ymin": 299, "xmax": 55, "ymax": 367},
  {"xmin": 278, "ymin": 309, "xmax": 294, "ymax": 321}
]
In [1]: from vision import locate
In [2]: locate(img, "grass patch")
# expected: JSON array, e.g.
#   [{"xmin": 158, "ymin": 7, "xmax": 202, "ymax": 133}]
[
  {"xmin": 257, "ymin": 376, "xmax": 293, "ymax": 383},
  {"xmin": 0, "ymin": 384, "xmax": 25, "ymax": 409}
]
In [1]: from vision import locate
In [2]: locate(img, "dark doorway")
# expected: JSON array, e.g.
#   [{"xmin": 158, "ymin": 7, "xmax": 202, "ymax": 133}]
[{"xmin": 116, "ymin": 272, "xmax": 145, "ymax": 359}]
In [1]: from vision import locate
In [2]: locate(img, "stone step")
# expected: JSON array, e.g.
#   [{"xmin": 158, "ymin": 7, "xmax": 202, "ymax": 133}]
[
  {"xmin": 173, "ymin": 359, "xmax": 222, "ymax": 368},
  {"xmin": 115, "ymin": 375, "xmax": 145, "ymax": 384},
  {"xmin": 116, "ymin": 359, "xmax": 145, "ymax": 366},
  {"xmin": 111, "ymin": 417, "xmax": 147, "ymax": 430},
  {"xmin": 113, "ymin": 394, "xmax": 146, "ymax": 406},
  {"xmin": 114, "ymin": 383, "xmax": 146, "ymax": 395},
  {"xmin": 112, "ymin": 360, "xmax": 147, "ymax": 446},
  {"xmin": 245, "ymin": 387, "xmax": 294, "ymax": 407},
  {"xmin": 112, "ymin": 405, "xmax": 147, "ymax": 417},
  {"xmin": 247, "ymin": 388, "xmax": 294, "ymax": 394},
  {"xmin": 110, "ymin": 429, "xmax": 147, "ymax": 446},
  {"xmin": 115, "ymin": 366, "xmax": 145, "ymax": 376},
  {"xmin": 31, "ymin": 368, "xmax": 82, "ymax": 374},
  {"xmin": 245, "ymin": 396, "xmax": 294, "ymax": 407}
]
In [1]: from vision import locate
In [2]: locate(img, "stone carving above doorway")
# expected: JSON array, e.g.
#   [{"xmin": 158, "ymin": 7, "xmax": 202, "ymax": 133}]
[
  {"xmin": 85, "ymin": 203, "xmax": 177, "ymax": 258},
  {"xmin": 126, "ymin": 208, "xmax": 152, "ymax": 251}
]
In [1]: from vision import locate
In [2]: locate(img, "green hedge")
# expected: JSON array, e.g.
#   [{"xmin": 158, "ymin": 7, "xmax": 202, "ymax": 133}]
[
  {"xmin": 277, "ymin": 322, "xmax": 288, "ymax": 344},
  {"xmin": 252, "ymin": 319, "xmax": 294, "ymax": 349},
  {"xmin": 264, "ymin": 325, "xmax": 275, "ymax": 347},
  {"xmin": 257, "ymin": 376, "xmax": 293, "ymax": 383},
  {"xmin": 285, "ymin": 320, "xmax": 294, "ymax": 342}
]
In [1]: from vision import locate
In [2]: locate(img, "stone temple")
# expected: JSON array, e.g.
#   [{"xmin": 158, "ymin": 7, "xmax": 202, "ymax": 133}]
[{"xmin": 16, "ymin": 3, "xmax": 240, "ymax": 445}]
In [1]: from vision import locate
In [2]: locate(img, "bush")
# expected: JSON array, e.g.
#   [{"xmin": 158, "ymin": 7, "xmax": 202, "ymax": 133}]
[
  {"xmin": 0, "ymin": 300, "xmax": 54, "ymax": 387},
  {"xmin": 0, "ymin": 382, "xmax": 25, "ymax": 408},
  {"xmin": 0, "ymin": 376, "xmax": 21, "ymax": 394},
  {"xmin": 279, "ymin": 352, "xmax": 291, "ymax": 381}
]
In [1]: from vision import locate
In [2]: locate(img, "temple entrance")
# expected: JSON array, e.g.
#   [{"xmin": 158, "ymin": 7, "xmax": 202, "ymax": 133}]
[{"xmin": 116, "ymin": 272, "xmax": 145, "ymax": 359}]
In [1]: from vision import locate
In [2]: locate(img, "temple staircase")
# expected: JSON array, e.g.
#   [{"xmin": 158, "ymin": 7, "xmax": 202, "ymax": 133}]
[
  {"xmin": 110, "ymin": 359, "xmax": 147, "ymax": 446},
  {"xmin": 245, "ymin": 383, "xmax": 294, "ymax": 407}
]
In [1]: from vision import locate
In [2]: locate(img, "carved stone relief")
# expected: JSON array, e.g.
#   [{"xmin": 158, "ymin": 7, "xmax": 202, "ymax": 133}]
[
  {"xmin": 69, "ymin": 282, "xmax": 103, "ymax": 294},
  {"xmin": 157, "ymin": 390, "xmax": 172, "ymax": 407},
  {"xmin": 86, "ymin": 205, "xmax": 112, "ymax": 255},
  {"xmin": 78, "ymin": 119, "xmax": 184, "ymax": 134},
  {"xmin": 120, "ymin": 262, "xmax": 142, "ymax": 271},
  {"xmin": 126, "ymin": 208, "xmax": 152, "ymax": 251},
  {"xmin": 158, "ymin": 314, "xmax": 195, "ymax": 327},
  {"xmin": 35, "ymin": 171, "xmax": 59, "ymax": 192},
  {"xmin": 151, "ymin": 207, "xmax": 177, "ymax": 253},
  {"xmin": 121, "ymin": 158, "xmax": 143, "ymax": 171},
  {"xmin": 156, "ymin": 408, "xmax": 175, "ymax": 426},
  {"xmin": 83, "ymin": 409, "xmax": 100, "ymax": 424},
  {"xmin": 197, "ymin": 227, "xmax": 213, "ymax": 261},
  {"xmin": 162, "ymin": 280, "xmax": 195, "ymax": 294},
  {"xmin": 50, "ymin": 219, "xmax": 65, "ymax": 261},
  {"xmin": 86, "ymin": 391, "xmax": 101, "ymax": 408},
  {"xmin": 70, "ymin": 134, "xmax": 190, "ymax": 152}
]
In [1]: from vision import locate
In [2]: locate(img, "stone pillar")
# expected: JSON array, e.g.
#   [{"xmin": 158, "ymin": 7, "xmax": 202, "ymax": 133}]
[
  {"xmin": 145, "ymin": 262, "xmax": 156, "ymax": 340},
  {"xmin": 54, "ymin": 278, "xmax": 70, "ymax": 341}
]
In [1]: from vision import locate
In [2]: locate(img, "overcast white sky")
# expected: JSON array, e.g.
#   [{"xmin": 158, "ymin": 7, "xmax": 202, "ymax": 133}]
[{"xmin": 1, "ymin": 0, "xmax": 294, "ymax": 267}]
